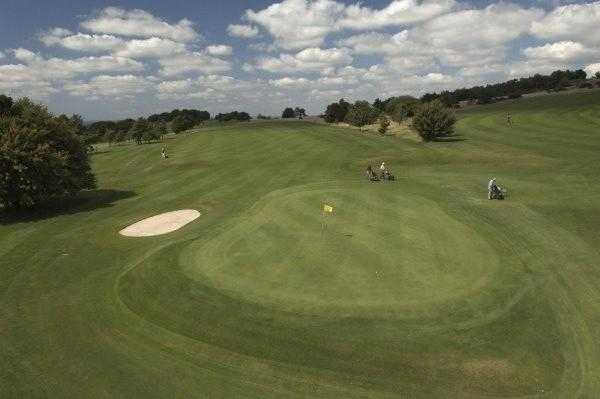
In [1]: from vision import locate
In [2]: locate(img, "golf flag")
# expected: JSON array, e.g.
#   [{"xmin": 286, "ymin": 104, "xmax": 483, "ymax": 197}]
[{"xmin": 323, "ymin": 204, "xmax": 334, "ymax": 213}]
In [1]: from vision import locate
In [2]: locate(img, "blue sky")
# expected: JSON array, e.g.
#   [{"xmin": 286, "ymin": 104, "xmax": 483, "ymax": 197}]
[{"xmin": 1, "ymin": 0, "xmax": 599, "ymax": 120}]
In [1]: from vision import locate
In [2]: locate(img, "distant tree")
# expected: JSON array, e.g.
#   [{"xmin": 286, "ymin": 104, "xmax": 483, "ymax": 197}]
[
  {"xmin": 256, "ymin": 114, "xmax": 272, "ymax": 120},
  {"xmin": 412, "ymin": 100, "xmax": 456, "ymax": 142},
  {"xmin": 0, "ymin": 94, "xmax": 14, "ymax": 116},
  {"xmin": 282, "ymin": 107, "xmax": 296, "ymax": 118},
  {"xmin": 378, "ymin": 116, "xmax": 391, "ymax": 135},
  {"xmin": 373, "ymin": 98, "xmax": 384, "ymax": 112},
  {"xmin": 595, "ymin": 71, "xmax": 600, "ymax": 79},
  {"xmin": 129, "ymin": 118, "xmax": 149, "ymax": 144},
  {"xmin": 0, "ymin": 97, "xmax": 96, "ymax": 209},
  {"xmin": 214, "ymin": 111, "xmax": 251, "ymax": 122},
  {"xmin": 294, "ymin": 107, "xmax": 306, "ymax": 119},
  {"xmin": 171, "ymin": 115, "xmax": 195, "ymax": 133},
  {"xmin": 324, "ymin": 98, "xmax": 351, "ymax": 123},
  {"xmin": 345, "ymin": 101, "xmax": 379, "ymax": 128}
]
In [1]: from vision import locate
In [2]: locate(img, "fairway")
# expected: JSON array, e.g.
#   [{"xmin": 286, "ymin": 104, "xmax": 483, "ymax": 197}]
[{"xmin": 2, "ymin": 91, "xmax": 600, "ymax": 397}]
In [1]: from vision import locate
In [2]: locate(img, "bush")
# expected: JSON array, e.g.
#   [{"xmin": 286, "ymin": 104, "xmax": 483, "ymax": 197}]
[
  {"xmin": 0, "ymin": 97, "xmax": 96, "ymax": 209},
  {"xmin": 578, "ymin": 82, "xmax": 593, "ymax": 89},
  {"xmin": 412, "ymin": 100, "xmax": 457, "ymax": 142},
  {"xmin": 390, "ymin": 101, "xmax": 419, "ymax": 122},
  {"xmin": 171, "ymin": 115, "xmax": 195, "ymax": 133},
  {"xmin": 282, "ymin": 107, "xmax": 296, "ymax": 118},
  {"xmin": 345, "ymin": 101, "xmax": 379, "ymax": 128}
]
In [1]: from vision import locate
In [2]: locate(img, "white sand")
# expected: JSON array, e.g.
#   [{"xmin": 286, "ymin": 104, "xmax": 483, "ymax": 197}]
[{"xmin": 119, "ymin": 209, "xmax": 200, "ymax": 237}]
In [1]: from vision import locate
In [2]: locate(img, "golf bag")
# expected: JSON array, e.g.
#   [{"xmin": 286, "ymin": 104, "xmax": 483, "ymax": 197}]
[{"xmin": 381, "ymin": 170, "xmax": 395, "ymax": 181}]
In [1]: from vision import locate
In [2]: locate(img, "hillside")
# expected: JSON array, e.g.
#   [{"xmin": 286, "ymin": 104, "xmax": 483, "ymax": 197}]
[{"xmin": 1, "ymin": 91, "xmax": 600, "ymax": 398}]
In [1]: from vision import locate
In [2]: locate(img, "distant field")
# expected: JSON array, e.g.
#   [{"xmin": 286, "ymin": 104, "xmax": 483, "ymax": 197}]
[{"xmin": 1, "ymin": 91, "xmax": 600, "ymax": 398}]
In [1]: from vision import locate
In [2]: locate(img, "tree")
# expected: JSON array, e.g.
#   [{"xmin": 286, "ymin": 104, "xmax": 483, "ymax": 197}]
[
  {"xmin": 282, "ymin": 107, "xmax": 296, "ymax": 118},
  {"xmin": 0, "ymin": 97, "xmax": 96, "ymax": 209},
  {"xmin": 294, "ymin": 107, "xmax": 306, "ymax": 119},
  {"xmin": 378, "ymin": 116, "xmax": 391, "ymax": 135},
  {"xmin": 345, "ymin": 101, "xmax": 379, "ymax": 128},
  {"xmin": 595, "ymin": 71, "xmax": 600, "ymax": 80},
  {"xmin": 0, "ymin": 94, "xmax": 13, "ymax": 116},
  {"xmin": 412, "ymin": 100, "xmax": 457, "ymax": 142},
  {"xmin": 214, "ymin": 111, "xmax": 251, "ymax": 122},
  {"xmin": 129, "ymin": 118, "xmax": 148, "ymax": 144},
  {"xmin": 171, "ymin": 115, "xmax": 194, "ymax": 133},
  {"xmin": 324, "ymin": 98, "xmax": 351, "ymax": 123}
]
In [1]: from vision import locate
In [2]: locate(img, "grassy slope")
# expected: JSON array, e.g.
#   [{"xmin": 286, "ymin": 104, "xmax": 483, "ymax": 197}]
[{"xmin": 1, "ymin": 91, "xmax": 600, "ymax": 398}]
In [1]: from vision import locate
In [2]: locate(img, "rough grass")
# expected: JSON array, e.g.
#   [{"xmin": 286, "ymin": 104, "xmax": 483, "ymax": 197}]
[{"xmin": 1, "ymin": 91, "xmax": 600, "ymax": 398}]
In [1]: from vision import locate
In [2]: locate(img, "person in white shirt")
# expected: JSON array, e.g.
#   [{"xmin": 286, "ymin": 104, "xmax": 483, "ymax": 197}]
[
  {"xmin": 380, "ymin": 162, "xmax": 386, "ymax": 172},
  {"xmin": 488, "ymin": 178, "xmax": 497, "ymax": 199}
]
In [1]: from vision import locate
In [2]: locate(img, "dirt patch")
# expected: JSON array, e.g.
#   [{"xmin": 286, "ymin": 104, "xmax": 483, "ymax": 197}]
[{"xmin": 463, "ymin": 359, "xmax": 513, "ymax": 378}]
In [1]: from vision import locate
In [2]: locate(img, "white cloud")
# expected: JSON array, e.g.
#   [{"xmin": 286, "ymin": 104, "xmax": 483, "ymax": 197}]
[
  {"xmin": 243, "ymin": 0, "xmax": 458, "ymax": 50},
  {"xmin": 585, "ymin": 63, "xmax": 600, "ymax": 76},
  {"xmin": 41, "ymin": 32, "xmax": 124, "ymax": 53},
  {"xmin": 227, "ymin": 24, "xmax": 259, "ymax": 38},
  {"xmin": 205, "ymin": 45, "xmax": 233, "ymax": 57},
  {"xmin": 531, "ymin": 1, "xmax": 600, "ymax": 46},
  {"xmin": 65, "ymin": 74, "xmax": 152, "ymax": 99},
  {"xmin": 256, "ymin": 47, "xmax": 352, "ymax": 74},
  {"xmin": 269, "ymin": 77, "xmax": 311, "ymax": 88},
  {"xmin": 81, "ymin": 7, "xmax": 199, "ymax": 42},
  {"xmin": 158, "ymin": 52, "xmax": 231, "ymax": 76},
  {"xmin": 338, "ymin": 0, "xmax": 455, "ymax": 30},
  {"xmin": 8, "ymin": 48, "xmax": 144, "ymax": 81},
  {"xmin": 524, "ymin": 41, "xmax": 596, "ymax": 62},
  {"xmin": 114, "ymin": 37, "xmax": 186, "ymax": 58},
  {"xmin": 245, "ymin": 0, "xmax": 345, "ymax": 50}
]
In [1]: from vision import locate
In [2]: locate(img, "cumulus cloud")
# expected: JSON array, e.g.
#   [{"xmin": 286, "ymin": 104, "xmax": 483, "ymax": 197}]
[
  {"xmin": 256, "ymin": 47, "xmax": 352, "ymax": 73},
  {"xmin": 244, "ymin": 0, "xmax": 458, "ymax": 50},
  {"xmin": 524, "ymin": 41, "xmax": 596, "ymax": 62},
  {"xmin": 158, "ymin": 52, "xmax": 232, "ymax": 76},
  {"xmin": 245, "ymin": 0, "xmax": 345, "ymax": 49},
  {"xmin": 64, "ymin": 75, "xmax": 152, "ymax": 99},
  {"xmin": 41, "ymin": 32, "xmax": 124, "ymax": 53},
  {"xmin": 531, "ymin": 1, "xmax": 600, "ymax": 46},
  {"xmin": 338, "ymin": 0, "xmax": 455, "ymax": 30},
  {"xmin": 205, "ymin": 45, "xmax": 233, "ymax": 57},
  {"xmin": 81, "ymin": 7, "xmax": 199, "ymax": 42},
  {"xmin": 227, "ymin": 24, "xmax": 259, "ymax": 38},
  {"xmin": 113, "ymin": 37, "xmax": 186, "ymax": 58},
  {"xmin": 584, "ymin": 63, "xmax": 600, "ymax": 76}
]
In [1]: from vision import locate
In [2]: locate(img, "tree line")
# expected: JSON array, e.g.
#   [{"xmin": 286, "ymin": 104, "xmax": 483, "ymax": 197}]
[{"xmin": 421, "ymin": 69, "xmax": 596, "ymax": 107}]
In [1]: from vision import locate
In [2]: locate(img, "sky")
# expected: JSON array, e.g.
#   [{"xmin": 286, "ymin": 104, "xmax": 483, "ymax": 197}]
[{"xmin": 1, "ymin": 0, "xmax": 599, "ymax": 120}]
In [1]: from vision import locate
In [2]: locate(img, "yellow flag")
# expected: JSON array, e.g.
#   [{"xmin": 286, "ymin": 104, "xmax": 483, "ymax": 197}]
[{"xmin": 323, "ymin": 204, "xmax": 334, "ymax": 213}]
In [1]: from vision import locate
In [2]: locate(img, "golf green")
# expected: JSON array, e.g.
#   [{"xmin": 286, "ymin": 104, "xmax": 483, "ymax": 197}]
[{"xmin": 2, "ymin": 90, "xmax": 600, "ymax": 398}]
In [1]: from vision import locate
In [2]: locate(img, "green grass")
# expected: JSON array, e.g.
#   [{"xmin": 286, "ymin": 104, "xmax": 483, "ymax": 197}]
[{"xmin": 2, "ymin": 90, "xmax": 600, "ymax": 398}]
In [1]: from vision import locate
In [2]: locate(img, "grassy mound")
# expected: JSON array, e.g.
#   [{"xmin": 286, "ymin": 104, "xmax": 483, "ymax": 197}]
[{"xmin": 2, "ymin": 91, "xmax": 600, "ymax": 398}]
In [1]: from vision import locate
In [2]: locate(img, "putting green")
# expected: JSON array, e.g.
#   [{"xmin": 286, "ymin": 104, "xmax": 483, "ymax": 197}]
[{"xmin": 177, "ymin": 185, "xmax": 499, "ymax": 314}]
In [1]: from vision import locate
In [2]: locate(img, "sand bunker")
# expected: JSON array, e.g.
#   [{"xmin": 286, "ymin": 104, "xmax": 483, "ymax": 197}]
[{"xmin": 119, "ymin": 209, "xmax": 200, "ymax": 237}]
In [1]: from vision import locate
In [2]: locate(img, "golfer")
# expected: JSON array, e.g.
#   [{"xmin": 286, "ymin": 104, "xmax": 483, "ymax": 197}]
[{"xmin": 488, "ymin": 178, "xmax": 497, "ymax": 199}]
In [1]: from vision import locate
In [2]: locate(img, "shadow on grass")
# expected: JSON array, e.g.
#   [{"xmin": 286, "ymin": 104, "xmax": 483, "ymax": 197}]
[
  {"xmin": 432, "ymin": 136, "xmax": 466, "ymax": 143},
  {"xmin": 0, "ymin": 189, "xmax": 136, "ymax": 225}
]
